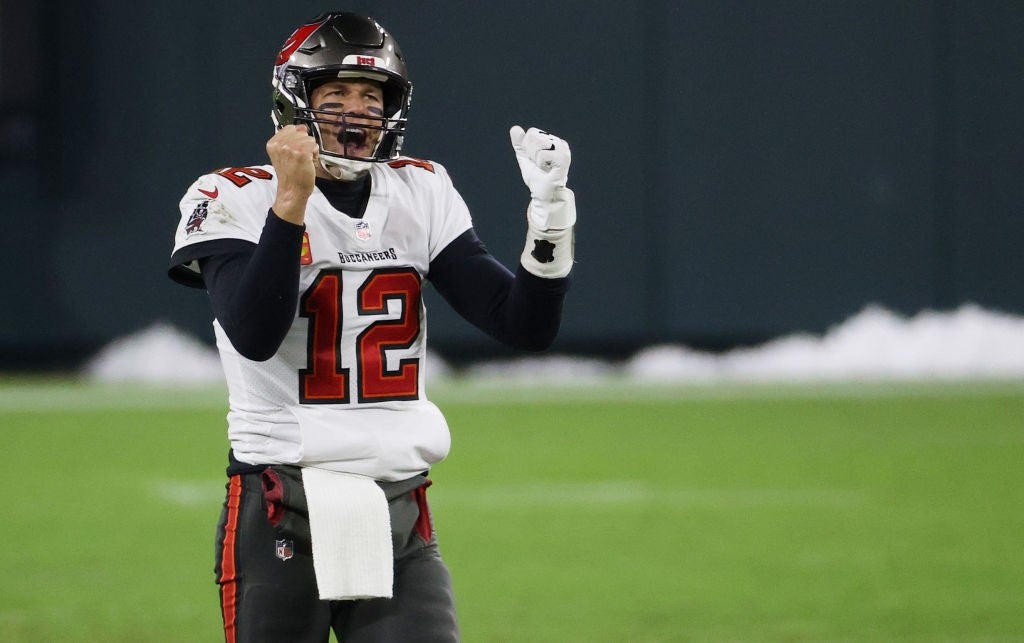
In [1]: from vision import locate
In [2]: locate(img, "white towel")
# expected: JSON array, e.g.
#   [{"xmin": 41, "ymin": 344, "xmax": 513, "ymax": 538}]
[{"xmin": 301, "ymin": 468, "xmax": 393, "ymax": 600}]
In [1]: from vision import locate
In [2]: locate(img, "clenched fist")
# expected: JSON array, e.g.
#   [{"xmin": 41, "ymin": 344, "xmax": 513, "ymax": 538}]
[
  {"xmin": 267, "ymin": 125, "xmax": 319, "ymax": 224},
  {"xmin": 509, "ymin": 125, "xmax": 576, "ymax": 233},
  {"xmin": 509, "ymin": 126, "xmax": 571, "ymax": 203}
]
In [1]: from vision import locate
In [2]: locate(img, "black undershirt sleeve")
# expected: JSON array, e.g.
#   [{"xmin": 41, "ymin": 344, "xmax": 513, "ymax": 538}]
[
  {"xmin": 428, "ymin": 229, "xmax": 570, "ymax": 351},
  {"xmin": 197, "ymin": 210, "xmax": 305, "ymax": 361}
]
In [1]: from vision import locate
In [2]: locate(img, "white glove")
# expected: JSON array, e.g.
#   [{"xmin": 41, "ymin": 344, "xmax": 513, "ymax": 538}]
[
  {"xmin": 510, "ymin": 125, "xmax": 576, "ymax": 278},
  {"xmin": 509, "ymin": 126, "xmax": 576, "ymax": 231}
]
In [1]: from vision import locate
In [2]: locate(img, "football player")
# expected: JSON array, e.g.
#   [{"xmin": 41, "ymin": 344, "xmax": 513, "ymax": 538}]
[{"xmin": 168, "ymin": 11, "xmax": 575, "ymax": 643}]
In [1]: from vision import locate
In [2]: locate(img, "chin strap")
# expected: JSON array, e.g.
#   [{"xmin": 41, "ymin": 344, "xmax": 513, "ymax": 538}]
[{"xmin": 320, "ymin": 156, "xmax": 373, "ymax": 181}]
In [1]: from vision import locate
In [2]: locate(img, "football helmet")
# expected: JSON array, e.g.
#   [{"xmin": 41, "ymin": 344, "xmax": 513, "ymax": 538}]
[{"xmin": 272, "ymin": 12, "xmax": 412, "ymax": 177}]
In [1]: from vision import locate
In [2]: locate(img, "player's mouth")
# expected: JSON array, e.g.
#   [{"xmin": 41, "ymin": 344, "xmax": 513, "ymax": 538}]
[{"xmin": 336, "ymin": 127, "xmax": 373, "ymax": 156}]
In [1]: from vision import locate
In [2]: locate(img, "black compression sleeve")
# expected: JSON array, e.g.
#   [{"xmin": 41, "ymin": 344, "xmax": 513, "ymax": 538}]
[
  {"xmin": 428, "ymin": 229, "xmax": 570, "ymax": 351},
  {"xmin": 198, "ymin": 210, "xmax": 305, "ymax": 361}
]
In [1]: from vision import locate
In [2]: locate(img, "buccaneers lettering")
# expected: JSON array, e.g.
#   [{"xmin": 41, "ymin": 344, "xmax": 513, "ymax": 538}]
[{"xmin": 337, "ymin": 248, "xmax": 399, "ymax": 264}]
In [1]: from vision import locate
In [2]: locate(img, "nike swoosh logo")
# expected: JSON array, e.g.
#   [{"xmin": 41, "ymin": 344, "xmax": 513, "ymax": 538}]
[{"xmin": 198, "ymin": 187, "xmax": 219, "ymax": 199}]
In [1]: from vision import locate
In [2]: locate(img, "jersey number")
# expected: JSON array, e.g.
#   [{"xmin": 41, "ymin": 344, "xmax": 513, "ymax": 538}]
[{"xmin": 299, "ymin": 268, "xmax": 422, "ymax": 404}]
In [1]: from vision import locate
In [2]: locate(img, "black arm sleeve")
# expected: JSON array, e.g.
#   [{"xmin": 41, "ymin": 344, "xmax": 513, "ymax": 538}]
[
  {"xmin": 428, "ymin": 228, "xmax": 570, "ymax": 351},
  {"xmin": 196, "ymin": 210, "xmax": 305, "ymax": 361}
]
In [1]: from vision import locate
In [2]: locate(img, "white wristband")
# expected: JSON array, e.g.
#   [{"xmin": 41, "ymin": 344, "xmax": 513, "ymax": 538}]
[
  {"xmin": 527, "ymin": 187, "xmax": 576, "ymax": 231},
  {"xmin": 521, "ymin": 226, "xmax": 574, "ymax": 278}
]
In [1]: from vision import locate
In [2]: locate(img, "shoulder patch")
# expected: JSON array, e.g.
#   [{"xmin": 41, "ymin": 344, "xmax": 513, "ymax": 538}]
[
  {"xmin": 387, "ymin": 158, "xmax": 435, "ymax": 173},
  {"xmin": 185, "ymin": 200, "xmax": 210, "ymax": 235}
]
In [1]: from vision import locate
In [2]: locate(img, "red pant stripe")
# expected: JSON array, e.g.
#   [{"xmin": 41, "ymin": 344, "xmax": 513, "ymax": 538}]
[{"xmin": 219, "ymin": 475, "xmax": 243, "ymax": 643}]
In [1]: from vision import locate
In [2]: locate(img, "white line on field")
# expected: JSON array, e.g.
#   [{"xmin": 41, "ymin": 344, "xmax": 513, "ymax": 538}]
[
  {"xmin": 4, "ymin": 378, "xmax": 1022, "ymax": 412},
  {"xmin": 148, "ymin": 479, "xmax": 225, "ymax": 508},
  {"xmin": 146, "ymin": 478, "xmax": 866, "ymax": 511},
  {"xmin": 0, "ymin": 384, "xmax": 229, "ymax": 412},
  {"xmin": 430, "ymin": 481, "xmax": 867, "ymax": 509},
  {"xmin": 428, "ymin": 379, "xmax": 1024, "ymax": 405}
]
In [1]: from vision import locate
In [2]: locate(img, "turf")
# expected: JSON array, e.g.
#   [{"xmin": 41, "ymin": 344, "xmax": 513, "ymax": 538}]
[{"xmin": 2, "ymin": 379, "xmax": 1023, "ymax": 642}]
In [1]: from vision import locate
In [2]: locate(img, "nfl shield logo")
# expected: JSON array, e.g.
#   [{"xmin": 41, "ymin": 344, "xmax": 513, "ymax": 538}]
[
  {"xmin": 275, "ymin": 539, "xmax": 294, "ymax": 561},
  {"xmin": 355, "ymin": 221, "xmax": 372, "ymax": 241}
]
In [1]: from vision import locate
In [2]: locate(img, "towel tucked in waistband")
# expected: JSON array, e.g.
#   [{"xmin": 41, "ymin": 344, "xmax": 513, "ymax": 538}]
[{"xmin": 301, "ymin": 467, "xmax": 394, "ymax": 600}]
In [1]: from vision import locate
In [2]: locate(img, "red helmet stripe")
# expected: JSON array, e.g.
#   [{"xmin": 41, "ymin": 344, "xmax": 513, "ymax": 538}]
[{"xmin": 275, "ymin": 18, "xmax": 328, "ymax": 66}]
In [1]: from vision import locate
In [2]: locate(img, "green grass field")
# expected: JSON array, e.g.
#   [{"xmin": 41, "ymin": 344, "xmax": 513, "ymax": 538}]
[{"xmin": 3, "ymin": 378, "xmax": 1023, "ymax": 642}]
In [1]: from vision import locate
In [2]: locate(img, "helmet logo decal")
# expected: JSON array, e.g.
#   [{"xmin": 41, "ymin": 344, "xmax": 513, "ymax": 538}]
[
  {"xmin": 342, "ymin": 54, "xmax": 385, "ymax": 68},
  {"xmin": 276, "ymin": 18, "xmax": 329, "ymax": 66}
]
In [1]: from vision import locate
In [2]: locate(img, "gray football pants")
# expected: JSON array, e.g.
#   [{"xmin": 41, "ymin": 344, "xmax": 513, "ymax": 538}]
[{"xmin": 214, "ymin": 470, "xmax": 459, "ymax": 642}]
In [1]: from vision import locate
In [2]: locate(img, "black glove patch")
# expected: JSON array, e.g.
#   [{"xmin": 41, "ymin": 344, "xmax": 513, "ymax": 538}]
[{"xmin": 531, "ymin": 239, "xmax": 556, "ymax": 263}]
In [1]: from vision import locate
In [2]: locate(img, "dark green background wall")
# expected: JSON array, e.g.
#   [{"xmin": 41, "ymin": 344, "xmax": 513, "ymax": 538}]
[{"xmin": 2, "ymin": 1, "xmax": 1021, "ymax": 367}]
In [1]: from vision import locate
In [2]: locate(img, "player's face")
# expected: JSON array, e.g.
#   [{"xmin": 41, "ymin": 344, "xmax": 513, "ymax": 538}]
[{"xmin": 310, "ymin": 79, "xmax": 385, "ymax": 159}]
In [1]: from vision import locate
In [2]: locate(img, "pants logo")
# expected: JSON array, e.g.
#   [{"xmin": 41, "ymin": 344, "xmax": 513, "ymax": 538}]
[{"xmin": 275, "ymin": 539, "xmax": 294, "ymax": 561}]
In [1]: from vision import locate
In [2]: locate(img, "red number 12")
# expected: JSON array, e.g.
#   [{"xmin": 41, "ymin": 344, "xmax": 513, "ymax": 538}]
[{"xmin": 299, "ymin": 268, "xmax": 421, "ymax": 404}]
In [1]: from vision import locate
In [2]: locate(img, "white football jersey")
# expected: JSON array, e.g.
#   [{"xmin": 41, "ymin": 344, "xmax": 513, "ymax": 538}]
[{"xmin": 171, "ymin": 159, "xmax": 472, "ymax": 481}]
